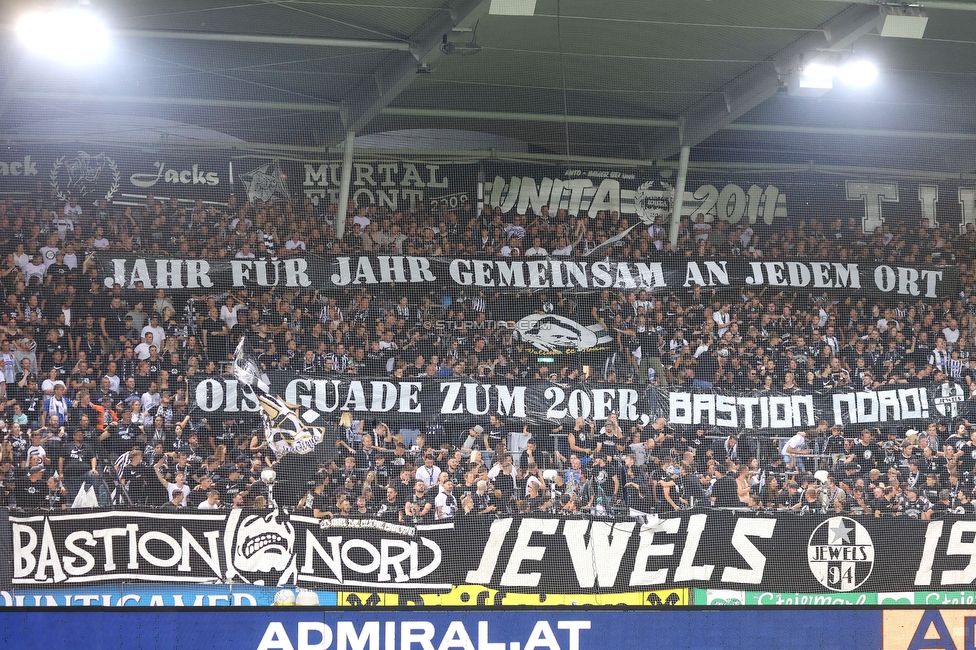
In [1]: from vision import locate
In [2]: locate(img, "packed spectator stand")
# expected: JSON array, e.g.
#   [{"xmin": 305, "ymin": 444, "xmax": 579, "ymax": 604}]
[{"xmin": 1, "ymin": 189, "xmax": 976, "ymax": 523}]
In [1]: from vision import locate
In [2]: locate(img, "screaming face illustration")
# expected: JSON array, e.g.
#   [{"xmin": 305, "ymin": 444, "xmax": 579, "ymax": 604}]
[
  {"xmin": 233, "ymin": 509, "xmax": 295, "ymax": 574},
  {"xmin": 515, "ymin": 314, "xmax": 599, "ymax": 352}
]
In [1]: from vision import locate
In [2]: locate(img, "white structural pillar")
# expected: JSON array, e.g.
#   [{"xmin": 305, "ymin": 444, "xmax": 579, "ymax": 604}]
[
  {"xmin": 669, "ymin": 145, "xmax": 691, "ymax": 249},
  {"xmin": 335, "ymin": 129, "xmax": 356, "ymax": 239}
]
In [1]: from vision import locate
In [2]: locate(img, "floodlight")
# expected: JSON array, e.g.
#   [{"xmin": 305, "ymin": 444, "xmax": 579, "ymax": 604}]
[
  {"xmin": 837, "ymin": 60, "xmax": 879, "ymax": 87},
  {"xmin": 17, "ymin": 8, "xmax": 110, "ymax": 65},
  {"xmin": 798, "ymin": 62, "xmax": 836, "ymax": 90}
]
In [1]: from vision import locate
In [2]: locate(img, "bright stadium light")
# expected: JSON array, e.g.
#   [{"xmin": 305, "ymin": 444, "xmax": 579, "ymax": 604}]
[
  {"xmin": 17, "ymin": 7, "xmax": 110, "ymax": 65},
  {"xmin": 837, "ymin": 60, "xmax": 879, "ymax": 87},
  {"xmin": 797, "ymin": 62, "xmax": 837, "ymax": 90},
  {"xmin": 797, "ymin": 58, "xmax": 879, "ymax": 91}
]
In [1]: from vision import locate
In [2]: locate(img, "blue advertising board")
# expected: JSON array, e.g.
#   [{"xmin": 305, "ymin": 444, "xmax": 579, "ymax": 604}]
[{"xmin": 0, "ymin": 610, "xmax": 877, "ymax": 650}]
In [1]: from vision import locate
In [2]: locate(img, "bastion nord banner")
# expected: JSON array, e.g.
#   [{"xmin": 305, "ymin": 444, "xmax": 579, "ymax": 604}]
[{"xmin": 9, "ymin": 511, "xmax": 976, "ymax": 597}]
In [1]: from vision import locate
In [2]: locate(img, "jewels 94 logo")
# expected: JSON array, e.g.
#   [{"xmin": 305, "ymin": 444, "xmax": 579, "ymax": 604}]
[
  {"xmin": 50, "ymin": 151, "xmax": 120, "ymax": 203},
  {"xmin": 807, "ymin": 516, "xmax": 875, "ymax": 592}
]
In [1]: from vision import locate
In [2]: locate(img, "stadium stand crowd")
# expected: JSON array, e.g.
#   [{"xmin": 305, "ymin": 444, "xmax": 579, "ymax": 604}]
[{"xmin": 0, "ymin": 190, "xmax": 975, "ymax": 521}]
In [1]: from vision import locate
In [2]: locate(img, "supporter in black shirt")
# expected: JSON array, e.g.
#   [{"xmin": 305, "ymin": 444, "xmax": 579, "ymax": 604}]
[
  {"xmin": 100, "ymin": 295, "xmax": 128, "ymax": 352},
  {"xmin": 43, "ymin": 475, "xmax": 67, "ymax": 511},
  {"xmin": 60, "ymin": 429, "xmax": 96, "ymax": 501},
  {"xmin": 872, "ymin": 486, "xmax": 898, "ymax": 516},
  {"xmin": 944, "ymin": 426, "xmax": 968, "ymax": 462},
  {"xmin": 119, "ymin": 449, "xmax": 151, "ymax": 505},
  {"xmin": 188, "ymin": 475, "xmax": 216, "ymax": 508},
  {"xmin": 953, "ymin": 490, "xmax": 976, "ymax": 515},
  {"xmin": 363, "ymin": 341, "xmax": 395, "ymax": 376},
  {"xmin": 921, "ymin": 473, "xmax": 941, "ymax": 503},
  {"xmin": 879, "ymin": 441, "xmax": 901, "ymax": 474},
  {"xmin": 218, "ymin": 465, "xmax": 247, "ymax": 502},
  {"xmin": 710, "ymin": 466, "xmax": 740, "ymax": 508},
  {"xmin": 822, "ymin": 425, "xmax": 847, "ymax": 463},
  {"xmin": 15, "ymin": 377, "xmax": 44, "ymax": 429},
  {"xmin": 405, "ymin": 481, "xmax": 433, "ymax": 524},
  {"xmin": 849, "ymin": 487, "xmax": 871, "ymax": 515},
  {"xmin": 854, "ymin": 429, "xmax": 882, "ymax": 472},
  {"xmin": 921, "ymin": 447, "xmax": 949, "ymax": 484},
  {"xmin": 369, "ymin": 485, "xmax": 397, "ymax": 522},
  {"xmin": 0, "ymin": 460, "xmax": 15, "ymax": 506},
  {"xmin": 102, "ymin": 410, "xmax": 141, "ymax": 459},
  {"xmin": 17, "ymin": 465, "xmax": 48, "ymax": 509},
  {"xmin": 679, "ymin": 464, "xmax": 706, "ymax": 508}
]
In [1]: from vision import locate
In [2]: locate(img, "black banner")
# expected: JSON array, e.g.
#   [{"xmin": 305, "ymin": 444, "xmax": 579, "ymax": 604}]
[
  {"xmin": 2, "ymin": 150, "xmax": 976, "ymax": 236},
  {"xmin": 297, "ymin": 160, "xmax": 473, "ymax": 213},
  {"xmin": 193, "ymin": 375, "xmax": 656, "ymax": 428},
  {"xmin": 668, "ymin": 382, "xmax": 975, "ymax": 431},
  {"xmin": 484, "ymin": 162, "xmax": 976, "ymax": 236},
  {"xmin": 94, "ymin": 254, "xmax": 958, "ymax": 298},
  {"xmin": 0, "ymin": 149, "xmax": 474, "ymax": 207},
  {"xmin": 193, "ymin": 374, "xmax": 975, "ymax": 432},
  {"xmin": 8, "ymin": 510, "xmax": 976, "ymax": 595},
  {"xmin": 484, "ymin": 164, "xmax": 788, "ymax": 226}
]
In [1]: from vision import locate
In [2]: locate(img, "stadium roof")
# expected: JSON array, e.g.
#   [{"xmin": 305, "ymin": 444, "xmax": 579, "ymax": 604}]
[{"xmin": 2, "ymin": 0, "xmax": 976, "ymax": 173}]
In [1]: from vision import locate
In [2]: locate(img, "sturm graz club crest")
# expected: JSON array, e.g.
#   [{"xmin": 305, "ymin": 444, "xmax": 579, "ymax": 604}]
[
  {"xmin": 50, "ymin": 151, "xmax": 120, "ymax": 204},
  {"xmin": 633, "ymin": 180, "xmax": 674, "ymax": 225},
  {"xmin": 933, "ymin": 381, "xmax": 965, "ymax": 418},
  {"xmin": 807, "ymin": 516, "xmax": 875, "ymax": 592}
]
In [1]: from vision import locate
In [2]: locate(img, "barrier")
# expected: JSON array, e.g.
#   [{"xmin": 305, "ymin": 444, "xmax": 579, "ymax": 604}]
[
  {"xmin": 8, "ymin": 511, "xmax": 976, "ymax": 599},
  {"xmin": 0, "ymin": 610, "xmax": 880, "ymax": 650}
]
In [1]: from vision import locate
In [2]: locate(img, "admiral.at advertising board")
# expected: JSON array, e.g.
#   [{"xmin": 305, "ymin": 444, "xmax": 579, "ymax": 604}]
[{"xmin": 0, "ymin": 611, "xmax": 879, "ymax": 650}]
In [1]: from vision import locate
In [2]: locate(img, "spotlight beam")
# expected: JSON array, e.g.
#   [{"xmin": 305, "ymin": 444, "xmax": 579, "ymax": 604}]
[{"xmin": 17, "ymin": 8, "xmax": 110, "ymax": 65}]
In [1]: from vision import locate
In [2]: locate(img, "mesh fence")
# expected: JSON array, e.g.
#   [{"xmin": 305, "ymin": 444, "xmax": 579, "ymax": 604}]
[{"xmin": 1, "ymin": 0, "xmax": 976, "ymax": 608}]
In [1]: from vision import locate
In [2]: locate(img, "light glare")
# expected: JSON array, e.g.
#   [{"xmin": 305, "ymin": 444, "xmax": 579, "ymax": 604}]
[
  {"xmin": 798, "ymin": 62, "xmax": 836, "ymax": 90},
  {"xmin": 837, "ymin": 60, "xmax": 879, "ymax": 87},
  {"xmin": 17, "ymin": 9, "xmax": 110, "ymax": 65}
]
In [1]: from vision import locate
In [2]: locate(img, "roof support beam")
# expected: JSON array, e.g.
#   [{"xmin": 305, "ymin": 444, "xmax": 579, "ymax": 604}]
[
  {"xmin": 338, "ymin": 0, "xmax": 491, "ymax": 137},
  {"xmin": 646, "ymin": 5, "xmax": 883, "ymax": 161},
  {"xmin": 811, "ymin": 0, "xmax": 976, "ymax": 11},
  {"xmin": 114, "ymin": 29, "xmax": 412, "ymax": 51},
  {"xmin": 12, "ymin": 93, "xmax": 976, "ymax": 145},
  {"xmin": 11, "ymin": 91, "xmax": 340, "ymax": 112},
  {"xmin": 382, "ymin": 107, "xmax": 677, "ymax": 128}
]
